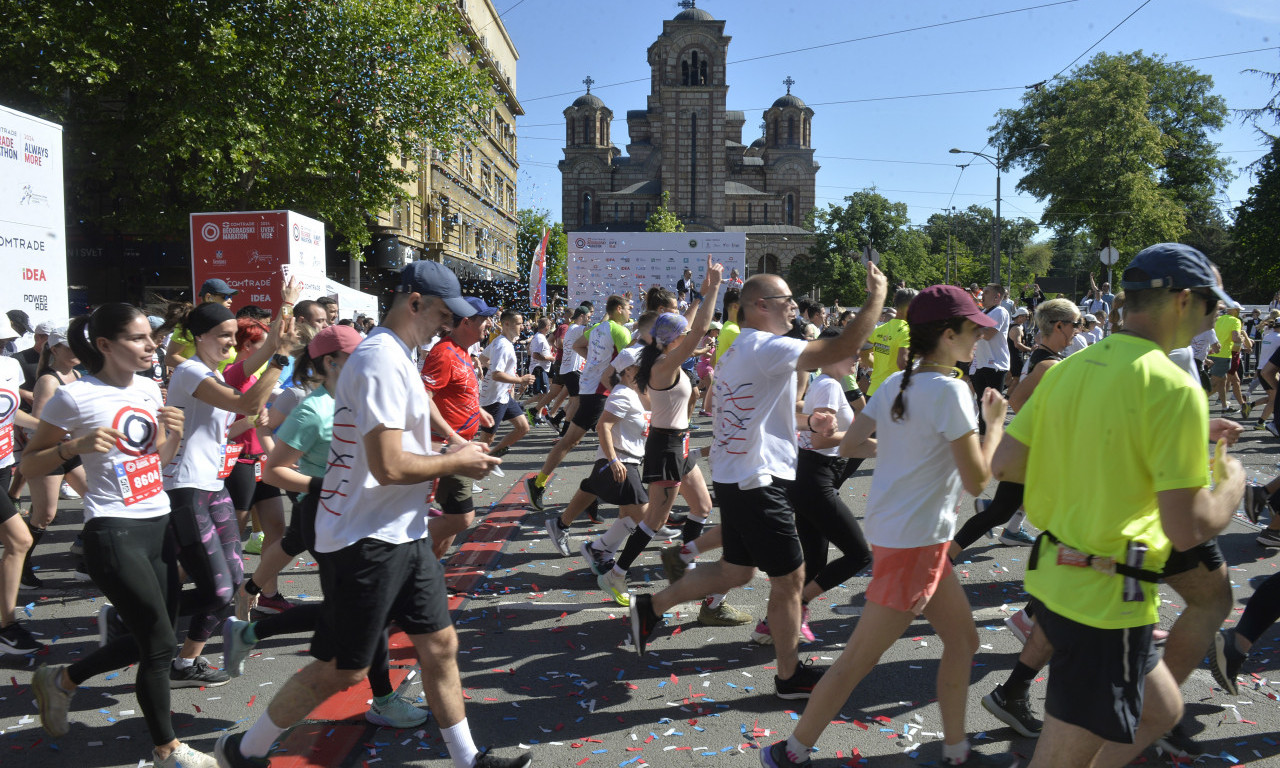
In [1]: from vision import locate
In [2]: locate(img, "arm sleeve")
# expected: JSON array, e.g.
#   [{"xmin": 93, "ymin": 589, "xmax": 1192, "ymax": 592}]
[
  {"xmin": 1145, "ymin": 382, "xmax": 1210, "ymax": 492},
  {"xmin": 276, "ymin": 403, "xmax": 321, "ymax": 454},
  {"xmin": 354, "ymin": 367, "xmax": 412, "ymax": 436},
  {"xmin": 38, "ymin": 387, "xmax": 80, "ymax": 433},
  {"xmin": 603, "ymin": 390, "xmax": 631, "ymax": 419},
  {"xmin": 758, "ymin": 334, "xmax": 807, "ymax": 375},
  {"xmin": 418, "ymin": 347, "xmax": 451, "ymax": 393},
  {"xmin": 610, "ymin": 322, "xmax": 632, "ymax": 352},
  {"xmin": 804, "ymin": 377, "xmax": 844, "ymax": 415},
  {"xmin": 170, "ymin": 360, "xmax": 215, "ymax": 399},
  {"xmin": 936, "ymin": 379, "xmax": 979, "ymax": 441}
]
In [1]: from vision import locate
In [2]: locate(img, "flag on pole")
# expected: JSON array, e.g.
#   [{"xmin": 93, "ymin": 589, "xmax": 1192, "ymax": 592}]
[{"xmin": 529, "ymin": 228, "xmax": 548, "ymax": 308}]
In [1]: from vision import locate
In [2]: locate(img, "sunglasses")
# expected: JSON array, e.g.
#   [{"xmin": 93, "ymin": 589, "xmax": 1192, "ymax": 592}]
[{"xmin": 759, "ymin": 294, "xmax": 796, "ymax": 305}]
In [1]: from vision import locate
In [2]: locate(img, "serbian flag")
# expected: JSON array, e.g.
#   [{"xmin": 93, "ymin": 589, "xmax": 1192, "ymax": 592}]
[{"xmin": 529, "ymin": 228, "xmax": 548, "ymax": 308}]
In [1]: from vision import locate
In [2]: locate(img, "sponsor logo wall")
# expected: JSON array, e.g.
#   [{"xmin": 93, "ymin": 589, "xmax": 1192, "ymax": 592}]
[{"xmin": 566, "ymin": 232, "xmax": 746, "ymax": 314}]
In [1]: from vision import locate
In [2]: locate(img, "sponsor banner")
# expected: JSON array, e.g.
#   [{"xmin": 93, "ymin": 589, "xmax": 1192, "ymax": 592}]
[
  {"xmin": 0, "ymin": 104, "xmax": 68, "ymax": 329},
  {"xmin": 567, "ymin": 232, "xmax": 746, "ymax": 313},
  {"xmin": 190, "ymin": 210, "xmax": 329, "ymax": 315}
]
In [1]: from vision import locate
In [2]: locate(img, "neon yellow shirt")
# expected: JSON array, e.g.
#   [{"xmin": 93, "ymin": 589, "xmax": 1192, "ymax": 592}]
[
  {"xmin": 168, "ymin": 326, "xmax": 231, "ymax": 373},
  {"xmin": 1009, "ymin": 333, "xmax": 1209, "ymax": 629},
  {"xmin": 1210, "ymin": 314, "xmax": 1241, "ymax": 358},
  {"xmin": 714, "ymin": 321, "xmax": 740, "ymax": 366},
  {"xmin": 866, "ymin": 318, "xmax": 910, "ymax": 396}
]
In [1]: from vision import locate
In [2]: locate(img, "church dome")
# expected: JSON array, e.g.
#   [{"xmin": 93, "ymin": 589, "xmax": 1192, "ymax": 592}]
[
  {"xmin": 674, "ymin": 7, "xmax": 714, "ymax": 21},
  {"xmin": 572, "ymin": 92, "xmax": 606, "ymax": 109},
  {"xmin": 771, "ymin": 93, "xmax": 806, "ymax": 110},
  {"xmin": 748, "ymin": 136, "xmax": 766, "ymax": 150}
]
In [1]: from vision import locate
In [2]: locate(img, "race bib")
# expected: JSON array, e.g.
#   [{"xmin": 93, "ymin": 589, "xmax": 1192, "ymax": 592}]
[
  {"xmin": 577, "ymin": 357, "xmax": 585, "ymax": 372},
  {"xmin": 682, "ymin": 432, "xmax": 689, "ymax": 459},
  {"xmin": 254, "ymin": 460, "xmax": 263, "ymax": 482},
  {"xmin": 0, "ymin": 423, "xmax": 11, "ymax": 462},
  {"xmin": 643, "ymin": 413, "xmax": 651, "ymax": 438},
  {"xmin": 114, "ymin": 453, "xmax": 163, "ymax": 507},
  {"xmin": 217, "ymin": 443, "xmax": 244, "ymax": 479}
]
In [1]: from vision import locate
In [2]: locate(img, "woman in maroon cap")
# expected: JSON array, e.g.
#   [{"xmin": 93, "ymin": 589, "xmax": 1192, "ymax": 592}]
[{"xmin": 762, "ymin": 284, "xmax": 1015, "ymax": 768}]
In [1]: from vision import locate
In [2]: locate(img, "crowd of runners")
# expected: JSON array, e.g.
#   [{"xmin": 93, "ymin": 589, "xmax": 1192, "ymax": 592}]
[{"xmin": 0, "ymin": 240, "xmax": 1276, "ymax": 768}]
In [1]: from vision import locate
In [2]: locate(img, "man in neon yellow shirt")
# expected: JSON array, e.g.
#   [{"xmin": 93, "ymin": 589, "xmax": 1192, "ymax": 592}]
[
  {"xmin": 993, "ymin": 243, "xmax": 1244, "ymax": 767},
  {"xmin": 864, "ymin": 288, "xmax": 916, "ymax": 397},
  {"xmin": 713, "ymin": 288, "xmax": 741, "ymax": 366},
  {"xmin": 1208, "ymin": 304, "xmax": 1250, "ymax": 415}
]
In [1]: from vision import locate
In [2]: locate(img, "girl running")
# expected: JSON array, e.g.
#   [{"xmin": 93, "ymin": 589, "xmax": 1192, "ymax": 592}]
[
  {"xmin": 762, "ymin": 284, "xmax": 1014, "ymax": 768},
  {"xmin": 0, "ymin": 352, "xmax": 41, "ymax": 654},
  {"xmin": 25, "ymin": 304, "xmax": 215, "ymax": 768}
]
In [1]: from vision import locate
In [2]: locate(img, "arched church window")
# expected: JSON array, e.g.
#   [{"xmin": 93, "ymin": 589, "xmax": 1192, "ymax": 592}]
[
  {"xmin": 582, "ymin": 191, "xmax": 593, "ymax": 226},
  {"xmin": 785, "ymin": 194, "xmax": 795, "ymax": 226},
  {"xmin": 787, "ymin": 116, "xmax": 796, "ymax": 146},
  {"xmin": 699, "ymin": 59, "xmax": 708, "ymax": 85}
]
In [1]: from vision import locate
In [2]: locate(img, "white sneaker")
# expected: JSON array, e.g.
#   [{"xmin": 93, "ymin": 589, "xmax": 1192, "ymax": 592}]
[
  {"xmin": 545, "ymin": 516, "xmax": 572, "ymax": 557},
  {"xmin": 1005, "ymin": 608, "xmax": 1033, "ymax": 645},
  {"xmin": 154, "ymin": 742, "xmax": 217, "ymax": 768},
  {"xmin": 489, "ymin": 464, "xmax": 505, "ymax": 478},
  {"xmin": 59, "ymin": 483, "xmax": 80, "ymax": 500},
  {"xmin": 598, "ymin": 569, "xmax": 630, "ymax": 607},
  {"xmin": 366, "ymin": 694, "xmax": 430, "ymax": 728}
]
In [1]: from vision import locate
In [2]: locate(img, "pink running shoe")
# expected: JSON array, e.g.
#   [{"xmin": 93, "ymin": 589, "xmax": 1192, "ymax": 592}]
[{"xmin": 799, "ymin": 606, "xmax": 816, "ymax": 643}]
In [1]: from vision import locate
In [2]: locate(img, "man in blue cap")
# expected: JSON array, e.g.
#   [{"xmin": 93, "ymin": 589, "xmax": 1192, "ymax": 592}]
[
  {"xmin": 992, "ymin": 243, "xmax": 1245, "ymax": 768},
  {"xmin": 216, "ymin": 261, "xmax": 531, "ymax": 768}
]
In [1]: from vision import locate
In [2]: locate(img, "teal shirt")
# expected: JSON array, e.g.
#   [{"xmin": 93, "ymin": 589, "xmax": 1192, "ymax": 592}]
[{"xmin": 274, "ymin": 387, "xmax": 334, "ymax": 496}]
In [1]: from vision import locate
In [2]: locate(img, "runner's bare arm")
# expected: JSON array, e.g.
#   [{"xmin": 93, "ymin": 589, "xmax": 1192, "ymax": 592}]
[
  {"xmin": 797, "ymin": 263, "xmax": 888, "ymax": 371},
  {"xmin": 991, "ymin": 434, "xmax": 1028, "ymax": 484},
  {"xmin": 837, "ymin": 412, "xmax": 877, "ymax": 459},
  {"xmin": 364, "ymin": 425, "xmax": 498, "ymax": 484}
]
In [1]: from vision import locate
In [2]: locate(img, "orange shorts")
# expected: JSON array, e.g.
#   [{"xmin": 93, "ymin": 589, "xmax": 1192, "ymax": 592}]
[{"xmin": 865, "ymin": 542, "xmax": 952, "ymax": 614}]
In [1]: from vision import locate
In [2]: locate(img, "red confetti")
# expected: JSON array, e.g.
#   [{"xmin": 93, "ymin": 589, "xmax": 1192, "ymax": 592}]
[{"xmin": 247, "ymin": 695, "xmax": 257, "ymax": 707}]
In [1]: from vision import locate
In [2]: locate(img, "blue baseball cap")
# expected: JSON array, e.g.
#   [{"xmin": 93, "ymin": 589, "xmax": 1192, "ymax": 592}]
[
  {"xmin": 397, "ymin": 261, "xmax": 474, "ymax": 318},
  {"xmin": 463, "ymin": 297, "xmax": 498, "ymax": 317},
  {"xmin": 199, "ymin": 278, "xmax": 238, "ymax": 297},
  {"xmin": 1122, "ymin": 243, "xmax": 1234, "ymax": 307}
]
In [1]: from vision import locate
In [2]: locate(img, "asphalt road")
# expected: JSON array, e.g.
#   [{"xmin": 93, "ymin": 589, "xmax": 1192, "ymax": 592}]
[{"xmin": 3, "ymin": 407, "xmax": 1279, "ymax": 767}]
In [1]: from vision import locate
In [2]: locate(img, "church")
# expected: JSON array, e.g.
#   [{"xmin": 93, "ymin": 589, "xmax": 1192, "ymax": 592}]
[{"xmin": 559, "ymin": 1, "xmax": 817, "ymax": 275}]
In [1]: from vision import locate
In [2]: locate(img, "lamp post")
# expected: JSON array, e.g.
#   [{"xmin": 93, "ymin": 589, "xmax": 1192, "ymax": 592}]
[
  {"xmin": 946, "ymin": 205, "xmax": 957, "ymax": 285},
  {"xmin": 949, "ymin": 143, "xmax": 1048, "ymax": 285}
]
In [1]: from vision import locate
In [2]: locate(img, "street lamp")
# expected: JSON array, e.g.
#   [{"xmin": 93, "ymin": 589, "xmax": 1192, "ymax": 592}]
[{"xmin": 949, "ymin": 143, "xmax": 1049, "ymax": 285}]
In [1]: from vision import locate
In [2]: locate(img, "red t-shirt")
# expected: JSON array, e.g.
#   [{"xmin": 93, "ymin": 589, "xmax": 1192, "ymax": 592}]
[
  {"xmin": 420, "ymin": 337, "xmax": 481, "ymax": 441},
  {"xmin": 223, "ymin": 361, "xmax": 264, "ymax": 461}
]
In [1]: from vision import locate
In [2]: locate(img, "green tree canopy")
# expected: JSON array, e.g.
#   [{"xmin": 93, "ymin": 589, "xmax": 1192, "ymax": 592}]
[
  {"xmin": 517, "ymin": 208, "xmax": 567, "ymax": 288},
  {"xmin": 0, "ymin": 0, "xmax": 495, "ymax": 251},
  {"xmin": 645, "ymin": 191, "xmax": 686, "ymax": 233},
  {"xmin": 1229, "ymin": 138, "xmax": 1280, "ymax": 301}
]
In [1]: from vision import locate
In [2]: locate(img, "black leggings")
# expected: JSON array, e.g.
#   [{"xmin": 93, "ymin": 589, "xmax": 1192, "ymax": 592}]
[
  {"xmin": 955, "ymin": 480, "xmax": 1025, "ymax": 549},
  {"xmin": 251, "ymin": 604, "xmax": 397, "ymax": 697},
  {"xmin": 68, "ymin": 515, "xmax": 180, "ymax": 746},
  {"xmin": 972, "ymin": 367, "xmax": 1006, "ymax": 434},
  {"xmin": 1238, "ymin": 571, "xmax": 1280, "ymax": 645},
  {"xmin": 167, "ymin": 487, "xmax": 242, "ymax": 643},
  {"xmin": 790, "ymin": 451, "xmax": 872, "ymax": 592}
]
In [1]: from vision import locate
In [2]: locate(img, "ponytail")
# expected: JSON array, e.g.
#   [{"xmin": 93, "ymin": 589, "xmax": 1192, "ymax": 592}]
[
  {"xmin": 889, "ymin": 317, "xmax": 965, "ymax": 422},
  {"xmin": 632, "ymin": 340, "xmax": 663, "ymax": 394},
  {"xmin": 69, "ymin": 303, "xmax": 146, "ymax": 375}
]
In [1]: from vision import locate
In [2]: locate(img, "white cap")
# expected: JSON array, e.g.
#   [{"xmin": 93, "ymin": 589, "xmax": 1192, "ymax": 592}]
[
  {"xmin": 1014, "ymin": 306, "xmax": 1030, "ymax": 317},
  {"xmin": 48, "ymin": 325, "xmax": 70, "ymax": 349},
  {"xmin": 611, "ymin": 344, "xmax": 643, "ymax": 371},
  {"xmin": 1083, "ymin": 313, "xmax": 1098, "ymax": 323},
  {"xmin": 34, "ymin": 320, "xmax": 57, "ymax": 336}
]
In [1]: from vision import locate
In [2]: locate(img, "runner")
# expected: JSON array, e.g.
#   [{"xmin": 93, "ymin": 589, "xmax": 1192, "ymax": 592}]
[
  {"xmin": 698, "ymin": 288, "xmax": 741, "ymax": 414},
  {"xmin": 992, "ymin": 243, "xmax": 1244, "ymax": 767},
  {"xmin": 0, "ymin": 342, "xmax": 41, "ymax": 654},
  {"xmin": 547, "ymin": 306, "xmax": 591, "ymax": 431},
  {"xmin": 864, "ymin": 288, "xmax": 916, "ymax": 397},
  {"xmin": 26, "ymin": 304, "xmax": 215, "ymax": 768},
  {"xmin": 214, "ymin": 260, "xmax": 528, "ymax": 768},
  {"xmin": 525, "ymin": 316, "xmax": 553, "ymax": 404},
  {"xmin": 164, "ymin": 278, "xmax": 237, "ymax": 370},
  {"xmin": 1006, "ymin": 307, "xmax": 1032, "ymax": 390},
  {"xmin": 525, "ymin": 295, "xmax": 632, "ymax": 510},
  {"xmin": 629, "ymin": 264, "xmax": 888, "ymax": 703},
  {"xmin": 476, "ymin": 309, "xmax": 534, "ymax": 472},
  {"xmin": 761, "ymin": 284, "xmax": 1013, "ymax": 768},
  {"xmin": 1208, "ymin": 303, "xmax": 1249, "ymax": 414},
  {"xmin": 970, "ymin": 284, "xmax": 1011, "ymax": 434}
]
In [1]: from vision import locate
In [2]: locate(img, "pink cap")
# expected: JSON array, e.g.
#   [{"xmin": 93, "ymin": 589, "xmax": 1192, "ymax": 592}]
[{"xmin": 308, "ymin": 325, "xmax": 363, "ymax": 358}]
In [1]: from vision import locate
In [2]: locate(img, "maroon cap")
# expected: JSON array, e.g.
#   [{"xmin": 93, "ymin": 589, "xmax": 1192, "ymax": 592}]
[
  {"xmin": 308, "ymin": 325, "xmax": 363, "ymax": 358},
  {"xmin": 906, "ymin": 285, "xmax": 998, "ymax": 328}
]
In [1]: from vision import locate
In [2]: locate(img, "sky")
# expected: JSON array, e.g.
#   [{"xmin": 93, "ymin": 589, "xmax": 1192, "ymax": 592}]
[{"xmin": 499, "ymin": 0, "xmax": 1278, "ymax": 246}]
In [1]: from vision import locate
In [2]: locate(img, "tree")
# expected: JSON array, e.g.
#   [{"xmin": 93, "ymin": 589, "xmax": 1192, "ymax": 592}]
[
  {"xmin": 645, "ymin": 191, "xmax": 686, "ymax": 233},
  {"xmin": 0, "ymin": 0, "xmax": 495, "ymax": 251},
  {"xmin": 1229, "ymin": 139, "xmax": 1280, "ymax": 301},
  {"xmin": 920, "ymin": 205, "xmax": 1040, "ymax": 286},
  {"xmin": 992, "ymin": 51, "xmax": 1231, "ymax": 264},
  {"xmin": 517, "ymin": 208, "xmax": 567, "ymax": 286}
]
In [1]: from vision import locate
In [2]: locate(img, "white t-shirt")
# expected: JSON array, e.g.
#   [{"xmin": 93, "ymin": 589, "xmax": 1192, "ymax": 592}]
[
  {"xmin": 478, "ymin": 335, "xmax": 516, "ymax": 406},
  {"xmin": 1063, "ymin": 333, "xmax": 1089, "ymax": 357},
  {"xmin": 862, "ymin": 370, "xmax": 977, "ymax": 548},
  {"xmin": 801, "ymin": 374, "xmax": 854, "ymax": 458},
  {"xmin": 1258, "ymin": 330, "xmax": 1280, "ymax": 369},
  {"xmin": 710, "ymin": 327, "xmax": 807, "ymax": 488},
  {"xmin": 0, "ymin": 357, "xmax": 22, "ymax": 469},
  {"xmin": 1189, "ymin": 329, "xmax": 1218, "ymax": 361},
  {"xmin": 314, "ymin": 327, "xmax": 436, "ymax": 553},
  {"xmin": 163, "ymin": 358, "xmax": 235, "ymax": 492},
  {"xmin": 580, "ymin": 321, "xmax": 629, "ymax": 395},
  {"xmin": 1087, "ymin": 298, "xmax": 1108, "ymax": 318},
  {"xmin": 1168, "ymin": 347, "xmax": 1200, "ymax": 385},
  {"xmin": 599, "ymin": 384, "xmax": 649, "ymax": 464},
  {"xmin": 42, "ymin": 375, "xmax": 170, "ymax": 520},
  {"xmin": 971, "ymin": 306, "xmax": 1011, "ymax": 372},
  {"xmin": 528, "ymin": 332, "xmax": 551, "ymax": 372},
  {"xmin": 559, "ymin": 323, "xmax": 587, "ymax": 374}
]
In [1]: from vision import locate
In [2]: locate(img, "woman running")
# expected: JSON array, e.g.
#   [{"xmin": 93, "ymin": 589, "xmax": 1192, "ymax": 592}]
[
  {"xmin": 161, "ymin": 286, "xmax": 296, "ymax": 688},
  {"xmin": 763, "ymin": 284, "xmax": 1014, "ymax": 768},
  {"xmin": 25, "ymin": 304, "xmax": 216, "ymax": 768},
  {"xmin": 0, "ymin": 352, "xmax": 41, "ymax": 654}
]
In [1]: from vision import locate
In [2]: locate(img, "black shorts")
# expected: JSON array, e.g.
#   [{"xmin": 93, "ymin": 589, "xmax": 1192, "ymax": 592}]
[
  {"xmin": 560, "ymin": 371, "xmax": 581, "ymax": 398},
  {"xmin": 571, "ymin": 393, "xmax": 607, "ymax": 432},
  {"xmin": 479, "ymin": 399, "xmax": 524, "ymax": 433},
  {"xmin": 531, "ymin": 367, "xmax": 550, "ymax": 395},
  {"xmin": 550, "ymin": 369, "xmax": 562, "ymax": 387},
  {"xmin": 642, "ymin": 428, "xmax": 696, "ymax": 484},
  {"xmin": 0, "ymin": 468, "xmax": 16, "ymax": 524},
  {"xmin": 579, "ymin": 458, "xmax": 647, "ymax": 506},
  {"xmin": 312, "ymin": 537, "xmax": 451, "ymax": 670},
  {"xmin": 1162, "ymin": 538, "xmax": 1225, "ymax": 577},
  {"xmin": 279, "ymin": 493, "xmax": 318, "ymax": 558},
  {"xmin": 714, "ymin": 479, "xmax": 804, "ymax": 578},
  {"xmin": 224, "ymin": 460, "xmax": 283, "ymax": 511},
  {"xmin": 54, "ymin": 453, "xmax": 82, "ymax": 476},
  {"xmin": 435, "ymin": 474, "xmax": 474, "ymax": 516},
  {"xmin": 1038, "ymin": 604, "xmax": 1158, "ymax": 743}
]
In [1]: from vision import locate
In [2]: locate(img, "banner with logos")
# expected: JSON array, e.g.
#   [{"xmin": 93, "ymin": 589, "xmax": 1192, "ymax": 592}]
[
  {"xmin": 190, "ymin": 210, "xmax": 328, "ymax": 316},
  {"xmin": 567, "ymin": 232, "xmax": 746, "ymax": 314},
  {"xmin": 0, "ymin": 104, "xmax": 68, "ymax": 330}
]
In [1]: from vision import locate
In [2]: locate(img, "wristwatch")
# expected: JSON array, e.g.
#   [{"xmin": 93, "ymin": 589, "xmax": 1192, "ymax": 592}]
[{"xmin": 269, "ymin": 353, "xmax": 289, "ymax": 369}]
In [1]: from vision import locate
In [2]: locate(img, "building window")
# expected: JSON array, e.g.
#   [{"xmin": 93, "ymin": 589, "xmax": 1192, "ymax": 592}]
[
  {"xmin": 392, "ymin": 199, "xmax": 402, "ymax": 229},
  {"xmin": 731, "ymin": 203, "xmax": 738, "ymax": 224},
  {"xmin": 681, "ymin": 50, "xmax": 709, "ymax": 85},
  {"xmin": 582, "ymin": 191, "xmax": 593, "ymax": 226},
  {"xmin": 689, "ymin": 112, "xmax": 697, "ymax": 217},
  {"xmin": 785, "ymin": 194, "xmax": 795, "ymax": 226},
  {"xmin": 759, "ymin": 253, "xmax": 779, "ymax": 274}
]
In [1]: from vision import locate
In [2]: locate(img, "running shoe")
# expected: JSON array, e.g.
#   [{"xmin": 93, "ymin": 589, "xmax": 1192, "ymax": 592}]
[
  {"xmin": 524, "ymin": 476, "xmax": 546, "ymax": 510},
  {"xmin": 580, "ymin": 539, "xmax": 612, "ymax": 576},
  {"xmin": 20, "ymin": 570, "xmax": 42, "ymax": 590},
  {"xmin": 243, "ymin": 531, "xmax": 264, "ymax": 555},
  {"xmin": 73, "ymin": 562, "xmax": 93, "ymax": 582},
  {"xmin": 1257, "ymin": 528, "xmax": 1280, "ymax": 547},
  {"xmin": 366, "ymin": 694, "xmax": 430, "ymax": 728},
  {"xmin": 585, "ymin": 499, "xmax": 600, "ymax": 523},
  {"xmin": 1223, "ymin": 403, "xmax": 1238, "ymax": 413},
  {"xmin": 760, "ymin": 740, "xmax": 811, "ymax": 767},
  {"xmin": 255, "ymin": 592, "xmax": 293, "ymax": 614},
  {"xmin": 982, "ymin": 685, "xmax": 1041, "ymax": 737},
  {"xmin": 751, "ymin": 619, "xmax": 774, "ymax": 645},
  {"xmin": 155, "ymin": 742, "xmax": 217, "ymax": 768},
  {"xmin": 491, "ymin": 446, "xmax": 509, "ymax": 459},
  {"xmin": 774, "ymin": 660, "xmax": 823, "ymax": 700},
  {"xmin": 1004, "ymin": 608, "xmax": 1033, "ymax": 645},
  {"xmin": 1267, "ymin": 421, "xmax": 1280, "ymax": 439},
  {"xmin": 59, "ymin": 483, "xmax": 80, "ymax": 500},
  {"xmin": 0, "ymin": 621, "xmax": 44, "ymax": 655},
  {"xmin": 942, "ymin": 750, "xmax": 1021, "ymax": 766},
  {"xmin": 525, "ymin": 407, "xmax": 538, "ymax": 424},
  {"xmin": 215, "ymin": 733, "xmax": 269, "ymax": 768},
  {"xmin": 1154, "ymin": 722, "xmax": 1203, "ymax": 759},
  {"xmin": 170, "ymin": 656, "xmax": 230, "ymax": 688},
  {"xmin": 97, "ymin": 603, "xmax": 128, "ymax": 648},
  {"xmin": 1242, "ymin": 400, "xmax": 1253, "ymax": 419},
  {"xmin": 628, "ymin": 593, "xmax": 661, "ymax": 657},
  {"xmin": 221, "ymin": 617, "xmax": 256, "ymax": 678},
  {"xmin": 654, "ymin": 524, "xmax": 681, "ymax": 539},
  {"xmin": 798, "ymin": 605, "xmax": 816, "ymax": 642},
  {"xmin": 1256, "ymin": 418, "xmax": 1267, "ymax": 431},
  {"xmin": 1209, "ymin": 628, "xmax": 1244, "ymax": 695},
  {"xmin": 597, "ymin": 569, "xmax": 630, "ymax": 607},
  {"xmin": 546, "ymin": 516, "xmax": 572, "ymax": 556},
  {"xmin": 660, "ymin": 545, "xmax": 688, "ymax": 583},
  {"xmin": 697, "ymin": 600, "xmax": 752, "ymax": 626},
  {"xmin": 32, "ymin": 664, "xmax": 73, "ymax": 738},
  {"xmin": 489, "ymin": 463, "xmax": 505, "ymax": 478},
  {"xmin": 999, "ymin": 527, "xmax": 1035, "ymax": 547},
  {"xmin": 473, "ymin": 749, "xmax": 534, "ymax": 768},
  {"xmin": 69, "ymin": 535, "xmax": 84, "ymax": 556},
  {"xmin": 1244, "ymin": 483, "xmax": 1269, "ymax": 525}
]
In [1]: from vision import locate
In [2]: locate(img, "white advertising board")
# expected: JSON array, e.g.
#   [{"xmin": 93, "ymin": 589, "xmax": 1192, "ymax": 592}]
[
  {"xmin": 567, "ymin": 232, "xmax": 747, "ymax": 314},
  {"xmin": 0, "ymin": 104, "xmax": 68, "ymax": 330}
]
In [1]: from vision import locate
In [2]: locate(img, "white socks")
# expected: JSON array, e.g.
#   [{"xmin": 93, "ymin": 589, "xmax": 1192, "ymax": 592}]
[
  {"xmin": 440, "ymin": 717, "xmax": 480, "ymax": 768},
  {"xmin": 679, "ymin": 542, "xmax": 700, "ymax": 563},
  {"xmin": 240, "ymin": 712, "xmax": 287, "ymax": 758},
  {"xmin": 595, "ymin": 517, "xmax": 636, "ymax": 556},
  {"xmin": 1006, "ymin": 510, "xmax": 1026, "ymax": 531},
  {"xmin": 173, "ymin": 656, "xmax": 194, "ymax": 670}
]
